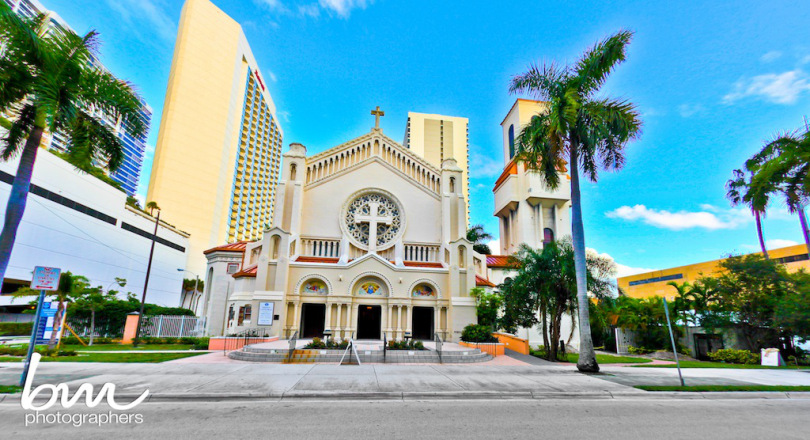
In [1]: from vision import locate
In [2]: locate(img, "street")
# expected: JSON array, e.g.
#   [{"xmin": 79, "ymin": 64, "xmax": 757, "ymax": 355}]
[{"xmin": 0, "ymin": 398, "xmax": 808, "ymax": 439}]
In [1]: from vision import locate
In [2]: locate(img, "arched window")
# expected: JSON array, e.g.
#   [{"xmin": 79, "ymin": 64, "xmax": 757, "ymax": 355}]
[
  {"xmin": 271, "ymin": 235, "xmax": 280, "ymax": 260},
  {"xmin": 508, "ymin": 124, "xmax": 515, "ymax": 159},
  {"xmin": 543, "ymin": 228, "xmax": 554, "ymax": 244},
  {"xmin": 290, "ymin": 163, "xmax": 297, "ymax": 181},
  {"xmin": 449, "ymin": 177, "xmax": 456, "ymax": 192},
  {"xmin": 458, "ymin": 246, "xmax": 467, "ymax": 265}
]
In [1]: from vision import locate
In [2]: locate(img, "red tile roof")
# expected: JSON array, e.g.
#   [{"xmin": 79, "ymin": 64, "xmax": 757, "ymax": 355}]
[
  {"xmin": 486, "ymin": 255, "xmax": 518, "ymax": 268},
  {"xmin": 403, "ymin": 261, "xmax": 444, "ymax": 268},
  {"xmin": 476, "ymin": 275, "xmax": 496, "ymax": 287},
  {"xmin": 295, "ymin": 256, "xmax": 341, "ymax": 264},
  {"xmin": 233, "ymin": 264, "xmax": 257, "ymax": 278},
  {"xmin": 204, "ymin": 241, "xmax": 249, "ymax": 255}
]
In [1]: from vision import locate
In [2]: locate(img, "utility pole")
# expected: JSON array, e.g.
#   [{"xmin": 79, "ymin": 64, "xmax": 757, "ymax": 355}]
[{"xmin": 133, "ymin": 207, "xmax": 160, "ymax": 347}]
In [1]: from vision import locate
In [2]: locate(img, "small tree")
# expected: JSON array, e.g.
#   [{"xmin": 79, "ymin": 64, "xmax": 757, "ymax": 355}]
[
  {"xmin": 470, "ymin": 287, "xmax": 501, "ymax": 331},
  {"xmin": 73, "ymin": 286, "xmax": 118, "ymax": 345},
  {"xmin": 466, "ymin": 225, "xmax": 494, "ymax": 255}
]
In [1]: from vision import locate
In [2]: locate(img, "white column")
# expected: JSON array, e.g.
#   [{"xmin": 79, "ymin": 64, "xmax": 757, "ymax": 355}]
[
  {"xmin": 396, "ymin": 306, "xmax": 403, "ymax": 340},
  {"xmin": 381, "ymin": 305, "xmax": 389, "ymax": 340},
  {"xmin": 351, "ymin": 303, "xmax": 359, "ymax": 338},
  {"xmin": 434, "ymin": 306, "xmax": 440, "ymax": 340},
  {"xmin": 291, "ymin": 302, "xmax": 300, "ymax": 337},
  {"xmin": 324, "ymin": 303, "xmax": 332, "ymax": 335},
  {"xmin": 336, "ymin": 304, "xmax": 343, "ymax": 338},
  {"xmin": 405, "ymin": 305, "xmax": 412, "ymax": 334}
]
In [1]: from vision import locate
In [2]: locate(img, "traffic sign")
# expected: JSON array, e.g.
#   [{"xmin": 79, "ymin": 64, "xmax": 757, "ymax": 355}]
[{"xmin": 31, "ymin": 266, "xmax": 61, "ymax": 291}]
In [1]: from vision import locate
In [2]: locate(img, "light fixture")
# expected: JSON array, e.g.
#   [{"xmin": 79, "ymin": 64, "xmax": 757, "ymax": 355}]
[{"xmin": 366, "ymin": 306, "xmax": 372, "ymax": 310}]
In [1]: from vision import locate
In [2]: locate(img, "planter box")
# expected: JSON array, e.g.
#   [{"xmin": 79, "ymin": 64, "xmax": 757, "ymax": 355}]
[
  {"xmin": 209, "ymin": 336, "xmax": 278, "ymax": 350},
  {"xmin": 458, "ymin": 341, "xmax": 505, "ymax": 356},
  {"xmin": 493, "ymin": 332, "xmax": 530, "ymax": 355}
]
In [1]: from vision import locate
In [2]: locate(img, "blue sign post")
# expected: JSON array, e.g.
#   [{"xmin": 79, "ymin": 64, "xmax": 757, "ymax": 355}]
[{"xmin": 20, "ymin": 267, "xmax": 61, "ymax": 387}]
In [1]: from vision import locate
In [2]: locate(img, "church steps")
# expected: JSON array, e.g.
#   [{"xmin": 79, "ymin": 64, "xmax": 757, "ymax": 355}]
[{"xmin": 228, "ymin": 345, "xmax": 492, "ymax": 364}]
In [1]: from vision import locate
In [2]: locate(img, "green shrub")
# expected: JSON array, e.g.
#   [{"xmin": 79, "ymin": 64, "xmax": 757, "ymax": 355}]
[
  {"xmin": 0, "ymin": 322, "xmax": 33, "ymax": 336},
  {"xmin": 386, "ymin": 339, "xmax": 427, "ymax": 350},
  {"xmin": 61, "ymin": 336, "xmax": 118, "ymax": 345},
  {"xmin": 460, "ymin": 324, "xmax": 498, "ymax": 343},
  {"xmin": 192, "ymin": 337, "xmax": 210, "ymax": 350},
  {"xmin": 707, "ymin": 349, "xmax": 760, "ymax": 365},
  {"xmin": 628, "ymin": 346, "xmax": 653, "ymax": 355}
]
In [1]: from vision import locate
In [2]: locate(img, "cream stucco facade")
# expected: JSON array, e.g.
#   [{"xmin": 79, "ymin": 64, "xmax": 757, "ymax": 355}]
[
  {"xmin": 404, "ymin": 112, "xmax": 470, "ymax": 225},
  {"xmin": 203, "ymin": 126, "xmax": 494, "ymax": 341},
  {"xmin": 147, "ymin": 0, "xmax": 282, "ymax": 275}
]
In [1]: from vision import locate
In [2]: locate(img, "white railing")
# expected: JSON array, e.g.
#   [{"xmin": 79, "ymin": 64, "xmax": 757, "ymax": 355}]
[
  {"xmin": 300, "ymin": 237, "xmax": 341, "ymax": 258},
  {"xmin": 404, "ymin": 243, "xmax": 441, "ymax": 262}
]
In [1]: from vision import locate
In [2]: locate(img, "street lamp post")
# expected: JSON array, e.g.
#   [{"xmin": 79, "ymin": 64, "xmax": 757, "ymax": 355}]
[{"xmin": 133, "ymin": 207, "xmax": 160, "ymax": 348}]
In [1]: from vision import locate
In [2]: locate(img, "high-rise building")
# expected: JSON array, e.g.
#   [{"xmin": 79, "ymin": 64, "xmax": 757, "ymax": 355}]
[
  {"xmin": 403, "ymin": 112, "xmax": 469, "ymax": 224},
  {"xmin": 147, "ymin": 0, "xmax": 283, "ymax": 274},
  {"xmin": 3, "ymin": 0, "xmax": 153, "ymax": 197}
]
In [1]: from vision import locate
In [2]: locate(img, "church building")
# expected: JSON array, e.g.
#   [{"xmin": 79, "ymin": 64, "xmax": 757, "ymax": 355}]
[{"xmin": 202, "ymin": 110, "xmax": 494, "ymax": 341}]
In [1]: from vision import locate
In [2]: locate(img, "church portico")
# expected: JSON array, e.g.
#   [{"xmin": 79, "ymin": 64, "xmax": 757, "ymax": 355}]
[{"xmin": 204, "ymin": 113, "xmax": 495, "ymax": 341}]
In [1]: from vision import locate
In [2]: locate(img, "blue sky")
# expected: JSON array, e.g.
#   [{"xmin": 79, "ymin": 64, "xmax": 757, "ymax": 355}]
[{"xmin": 41, "ymin": 0, "xmax": 810, "ymax": 275}]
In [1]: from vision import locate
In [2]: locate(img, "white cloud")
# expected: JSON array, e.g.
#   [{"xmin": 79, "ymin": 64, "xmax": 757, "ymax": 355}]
[
  {"xmin": 586, "ymin": 248, "xmax": 655, "ymax": 283},
  {"xmin": 469, "ymin": 149, "xmax": 504, "ymax": 178},
  {"xmin": 723, "ymin": 69, "xmax": 810, "ymax": 105},
  {"xmin": 767, "ymin": 239, "xmax": 799, "ymax": 249},
  {"xmin": 104, "ymin": 0, "xmax": 175, "ymax": 45},
  {"xmin": 486, "ymin": 239, "xmax": 500, "ymax": 254},
  {"xmin": 255, "ymin": 0, "xmax": 372, "ymax": 19},
  {"xmin": 761, "ymin": 51, "xmax": 782, "ymax": 63},
  {"xmin": 606, "ymin": 204, "xmax": 749, "ymax": 230},
  {"xmin": 268, "ymin": 71, "xmax": 278, "ymax": 82},
  {"xmin": 678, "ymin": 103, "xmax": 705, "ymax": 118}
]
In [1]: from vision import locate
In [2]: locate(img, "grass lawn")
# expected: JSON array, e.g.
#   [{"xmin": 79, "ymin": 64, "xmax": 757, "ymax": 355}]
[
  {"xmin": 0, "ymin": 352, "xmax": 205, "ymax": 363},
  {"xmin": 633, "ymin": 360, "xmax": 809, "ymax": 369},
  {"xmin": 531, "ymin": 351, "xmax": 652, "ymax": 364},
  {"xmin": 62, "ymin": 344, "xmax": 197, "ymax": 351},
  {"xmin": 0, "ymin": 385, "xmax": 22, "ymax": 394},
  {"xmin": 636, "ymin": 385, "xmax": 810, "ymax": 392}
]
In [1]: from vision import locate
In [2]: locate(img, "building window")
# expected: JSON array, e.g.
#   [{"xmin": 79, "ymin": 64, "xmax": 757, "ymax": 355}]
[
  {"xmin": 508, "ymin": 125, "xmax": 515, "ymax": 159},
  {"xmin": 238, "ymin": 304, "xmax": 252, "ymax": 326},
  {"xmin": 543, "ymin": 228, "xmax": 554, "ymax": 244},
  {"xmin": 227, "ymin": 263, "xmax": 240, "ymax": 274}
]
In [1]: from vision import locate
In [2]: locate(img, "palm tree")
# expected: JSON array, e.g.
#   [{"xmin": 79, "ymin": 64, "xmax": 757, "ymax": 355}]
[
  {"xmin": 466, "ymin": 224, "xmax": 494, "ymax": 255},
  {"xmin": 0, "ymin": 5, "xmax": 146, "ymax": 286},
  {"xmin": 747, "ymin": 127, "xmax": 810, "ymax": 255},
  {"xmin": 145, "ymin": 201, "xmax": 160, "ymax": 216},
  {"xmin": 726, "ymin": 169, "xmax": 770, "ymax": 259},
  {"xmin": 509, "ymin": 30, "xmax": 642, "ymax": 372}
]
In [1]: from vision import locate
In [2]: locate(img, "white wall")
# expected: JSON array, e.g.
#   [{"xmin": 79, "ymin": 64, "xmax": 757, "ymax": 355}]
[{"xmin": 0, "ymin": 149, "xmax": 189, "ymax": 307}]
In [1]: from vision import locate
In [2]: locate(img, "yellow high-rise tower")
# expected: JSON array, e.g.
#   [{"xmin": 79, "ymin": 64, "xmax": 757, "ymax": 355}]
[
  {"xmin": 147, "ymin": 0, "xmax": 283, "ymax": 273},
  {"xmin": 403, "ymin": 112, "xmax": 470, "ymax": 225}
]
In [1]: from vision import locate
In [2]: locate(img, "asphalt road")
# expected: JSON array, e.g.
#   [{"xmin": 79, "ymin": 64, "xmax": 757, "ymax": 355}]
[{"xmin": 1, "ymin": 398, "xmax": 808, "ymax": 439}]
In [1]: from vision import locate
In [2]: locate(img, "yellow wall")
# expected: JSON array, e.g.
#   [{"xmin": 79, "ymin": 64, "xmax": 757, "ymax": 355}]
[
  {"xmin": 147, "ymin": 0, "xmax": 281, "ymax": 274},
  {"xmin": 404, "ymin": 112, "xmax": 469, "ymax": 224},
  {"xmin": 617, "ymin": 244, "xmax": 810, "ymax": 299}
]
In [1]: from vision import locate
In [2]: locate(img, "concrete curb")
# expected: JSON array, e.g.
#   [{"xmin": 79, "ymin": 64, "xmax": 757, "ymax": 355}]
[{"xmin": 3, "ymin": 390, "xmax": 810, "ymax": 403}]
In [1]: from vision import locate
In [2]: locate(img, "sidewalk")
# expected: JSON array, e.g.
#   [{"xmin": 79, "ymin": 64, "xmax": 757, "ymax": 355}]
[{"xmin": 2, "ymin": 352, "xmax": 809, "ymax": 403}]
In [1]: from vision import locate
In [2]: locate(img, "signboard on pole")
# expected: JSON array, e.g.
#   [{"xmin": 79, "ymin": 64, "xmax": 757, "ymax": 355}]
[
  {"xmin": 257, "ymin": 302, "xmax": 274, "ymax": 326},
  {"xmin": 32, "ymin": 266, "xmax": 61, "ymax": 291},
  {"xmin": 35, "ymin": 302, "xmax": 67, "ymax": 345}
]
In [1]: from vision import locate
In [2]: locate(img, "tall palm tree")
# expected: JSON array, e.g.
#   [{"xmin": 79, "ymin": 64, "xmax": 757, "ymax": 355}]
[
  {"xmin": 0, "ymin": 5, "xmax": 146, "ymax": 285},
  {"xmin": 509, "ymin": 30, "xmax": 642, "ymax": 372},
  {"xmin": 466, "ymin": 224, "xmax": 494, "ymax": 255},
  {"xmin": 145, "ymin": 201, "xmax": 160, "ymax": 216},
  {"xmin": 747, "ymin": 127, "xmax": 810, "ymax": 255},
  {"xmin": 726, "ymin": 169, "xmax": 770, "ymax": 259}
]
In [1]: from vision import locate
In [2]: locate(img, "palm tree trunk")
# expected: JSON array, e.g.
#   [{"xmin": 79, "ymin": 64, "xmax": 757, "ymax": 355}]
[
  {"xmin": 90, "ymin": 309, "xmax": 95, "ymax": 346},
  {"xmin": 798, "ymin": 207, "xmax": 810, "ymax": 256},
  {"xmin": 0, "ymin": 127, "xmax": 43, "ymax": 285},
  {"xmin": 754, "ymin": 210, "xmax": 769, "ymax": 259},
  {"xmin": 569, "ymin": 147, "xmax": 599, "ymax": 372}
]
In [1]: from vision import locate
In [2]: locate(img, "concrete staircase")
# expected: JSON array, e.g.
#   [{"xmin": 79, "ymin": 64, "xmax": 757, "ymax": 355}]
[{"xmin": 228, "ymin": 344, "xmax": 492, "ymax": 364}]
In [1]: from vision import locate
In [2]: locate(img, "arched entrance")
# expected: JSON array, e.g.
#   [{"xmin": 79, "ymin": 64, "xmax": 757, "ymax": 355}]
[
  {"xmin": 300, "ymin": 303, "xmax": 325, "ymax": 338},
  {"xmin": 412, "ymin": 306, "xmax": 434, "ymax": 340},
  {"xmin": 357, "ymin": 305, "xmax": 381, "ymax": 339}
]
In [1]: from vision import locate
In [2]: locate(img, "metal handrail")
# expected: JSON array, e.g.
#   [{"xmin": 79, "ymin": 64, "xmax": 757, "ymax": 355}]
[
  {"xmin": 383, "ymin": 333, "xmax": 387, "ymax": 363},
  {"xmin": 223, "ymin": 328, "xmax": 265, "ymax": 356},
  {"xmin": 285, "ymin": 331, "xmax": 299, "ymax": 363},
  {"xmin": 434, "ymin": 332, "xmax": 443, "ymax": 364}
]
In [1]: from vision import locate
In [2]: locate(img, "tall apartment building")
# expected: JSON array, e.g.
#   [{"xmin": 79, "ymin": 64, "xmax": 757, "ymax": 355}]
[
  {"xmin": 403, "ymin": 112, "xmax": 470, "ymax": 224},
  {"xmin": 147, "ymin": 0, "xmax": 283, "ymax": 274},
  {"xmin": 3, "ymin": 0, "xmax": 153, "ymax": 196}
]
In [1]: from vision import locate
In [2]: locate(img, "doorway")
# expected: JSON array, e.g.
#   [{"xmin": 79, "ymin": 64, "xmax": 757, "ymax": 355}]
[
  {"xmin": 357, "ymin": 305, "xmax": 381, "ymax": 339},
  {"xmin": 412, "ymin": 306, "xmax": 434, "ymax": 340},
  {"xmin": 300, "ymin": 303, "xmax": 325, "ymax": 338}
]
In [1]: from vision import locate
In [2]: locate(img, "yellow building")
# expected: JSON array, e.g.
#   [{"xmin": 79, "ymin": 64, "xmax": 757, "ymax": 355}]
[
  {"xmin": 617, "ymin": 244, "xmax": 810, "ymax": 299},
  {"xmin": 403, "ymin": 112, "xmax": 470, "ymax": 224},
  {"xmin": 147, "ymin": 0, "xmax": 283, "ymax": 274}
]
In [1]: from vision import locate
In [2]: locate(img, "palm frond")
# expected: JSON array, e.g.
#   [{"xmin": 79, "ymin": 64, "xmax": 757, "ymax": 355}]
[
  {"xmin": 66, "ymin": 109, "xmax": 125, "ymax": 171},
  {"xmin": 514, "ymin": 113, "xmax": 566, "ymax": 189},
  {"xmin": 509, "ymin": 62, "xmax": 568, "ymax": 101},
  {"xmin": 572, "ymin": 30, "xmax": 634, "ymax": 97},
  {"xmin": 1, "ymin": 104, "xmax": 36, "ymax": 160}
]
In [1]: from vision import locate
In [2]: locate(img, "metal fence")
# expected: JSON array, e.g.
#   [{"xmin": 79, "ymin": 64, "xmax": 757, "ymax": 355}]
[
  {"xmin": 139, "ymin": 315, "xmax": 203, "ymax": 338},
  {"xmin": 66, "ymin": 316, "xmax": 125, "ymax": 338}
]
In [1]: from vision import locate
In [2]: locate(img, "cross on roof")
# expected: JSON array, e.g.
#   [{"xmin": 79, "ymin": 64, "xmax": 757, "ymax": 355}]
[{"xmin": 371, "ymin": 106, "xmax": 385, "ymax": 129}]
